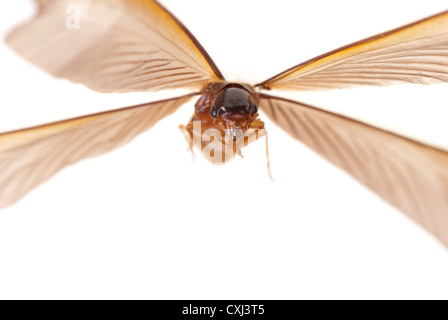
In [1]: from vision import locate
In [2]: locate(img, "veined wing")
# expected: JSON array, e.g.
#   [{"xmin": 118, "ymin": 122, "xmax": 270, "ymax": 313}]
[
  {"xmin": 0, "ymin": 94, "xmax": 193, "ymax": 209},
  {"xmin": 258, "ymin": 11, "xmax": 448, "ymax": 91},
  {"xmin": 6, "ymin": 0, "xmax": 223, "ymax": 92},
  {"xmin": 259, "ymin": 94, "xmax": 448, "ymax": 247}
]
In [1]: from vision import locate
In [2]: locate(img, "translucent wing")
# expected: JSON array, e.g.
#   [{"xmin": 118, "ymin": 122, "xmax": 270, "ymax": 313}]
[
  {"xmin": 259, "ymin": 94, "xmax": 448, "ymax": 246},
  {"xmin": 258, "ymin": 11, "xmax": 448, "ymax": 91},
  {"xmin": 0, "ymin": 94, "xmax": 193, "ymax": 208},
  {"xmin": 6, "ymin": 0, "xmax": 223, "ymax": 93}
]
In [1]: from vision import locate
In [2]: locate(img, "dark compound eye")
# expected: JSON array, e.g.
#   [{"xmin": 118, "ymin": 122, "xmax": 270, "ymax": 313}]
[
  {"xmin": 210, "ymin": 108, "xmax": 217, "ymax": 118},
  {"xmin": 252, "ymin": 104, "xmax": 258, "ymax": 114}
]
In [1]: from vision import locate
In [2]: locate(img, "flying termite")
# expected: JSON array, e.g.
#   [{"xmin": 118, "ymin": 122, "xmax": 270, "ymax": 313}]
[{"xmin": 1, "ymin": 0, "xmax": 448, "ymax": 248}]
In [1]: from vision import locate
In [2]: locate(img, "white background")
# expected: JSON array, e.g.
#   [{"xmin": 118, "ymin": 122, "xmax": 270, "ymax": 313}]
[{"xmin": 0, "ymin": 0, "xmax": 448, "ymax": 299}]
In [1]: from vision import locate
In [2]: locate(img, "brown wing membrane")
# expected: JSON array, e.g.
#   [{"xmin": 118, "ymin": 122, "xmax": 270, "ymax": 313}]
[
  {"xmin": 6, "ymin": 0, "xmax": 223, "ymax": 93},
  {"xmin": 258, "ymin": 11, "xmax": 448, "ymax": 91},
  {"xmin": 0, "ymin": 94, "xmax": 193, "ymax": 209},
  {"xmin": 259, "ymin": 94, "xmax": 448, "ymax": 246}
]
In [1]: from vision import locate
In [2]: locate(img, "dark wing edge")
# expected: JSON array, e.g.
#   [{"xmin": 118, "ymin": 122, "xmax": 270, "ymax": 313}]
[{"xmin": 153, "ymin": 0, "xmax": 224, "ymax": 80}]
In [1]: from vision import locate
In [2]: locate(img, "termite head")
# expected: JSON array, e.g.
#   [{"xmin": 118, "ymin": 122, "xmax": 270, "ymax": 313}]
[{"xmin": 209, "ymin": 84, "xmax": 259, "ymax": 140}]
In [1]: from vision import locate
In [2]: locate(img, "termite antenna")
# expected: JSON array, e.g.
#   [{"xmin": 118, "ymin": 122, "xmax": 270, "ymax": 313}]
[
  {"xmin": 265, "ymin": 131, "xmax": 273, "ymax": 181},
  {"xmin": 179, "ymin": 124, "xmax": 195, "ymax": 162}
]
